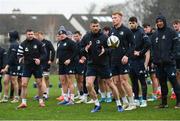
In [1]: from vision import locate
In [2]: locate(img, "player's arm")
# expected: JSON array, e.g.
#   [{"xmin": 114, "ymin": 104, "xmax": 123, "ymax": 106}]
[
  {"xmin": 125, "ymin": 30, "xmax": 135, "ymax": 58},
  {"xmin": 48, "ymin": 41, "xmax": 55, "ymax": 62},
  {"xmin": 39, "ymin": 42, "xmax": 47, "ymax": 63},
  {"xmin": 139, "ymin": 33, "xmax": 151, "ymax": 56}
]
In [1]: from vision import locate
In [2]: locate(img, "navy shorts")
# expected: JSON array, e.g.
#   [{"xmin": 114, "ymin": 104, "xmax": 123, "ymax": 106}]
[
  {"xmin": 59, "ymin": 64, "xmax": 75, "ymax": 75},
  {"xmin": 86, "ymin": 65, "xmax": 112, "ymax": 79},
  {"xmin": 6, "ymin": 66, "xmax": 18, "ymax": 76},
  {"xmin": 42, "ymin": 63, "xmax": 51, "ymax": 72},
  {"xmin": 176, "ymin": 59, "xmax": 180, "ymax": 70},
  {"xmin": 74, "ymin": 63, "xmax": 85, "ymax": 75},
  {"xmin": 17, "ymin": 65, "xmax": 23, "ymax": 76},
  {"xmin": 111, "ymin": 63, "xmax": 130, "ymax": 76},
  {"xmin": 22, "ymin": 66, "xmax": 43, "ymax": 78},
  {"xmin": 129, "ymin": 59, "xmax": 145, "ymax": 76}
]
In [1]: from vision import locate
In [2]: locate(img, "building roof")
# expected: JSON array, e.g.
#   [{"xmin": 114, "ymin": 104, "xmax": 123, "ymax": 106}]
[{"xmin": 0, "ymin": 14, "xmax": 76, "ymax": 34}]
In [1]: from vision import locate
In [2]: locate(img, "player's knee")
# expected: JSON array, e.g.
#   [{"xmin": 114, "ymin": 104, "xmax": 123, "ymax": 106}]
[
  {"xmin": 44, "ymin": 76, "xmax": 49, "ymax": 80},
  {"xmin": 36, "ymin": 81, "xmax": 42, "ymax": 87},
  {"xmin": 61, "ymin": 80, "xmax": 66, "ymax": 85},
  {"xmin": 86, "ymin": 81, "xmax": 93, "ymax": 89},
  {"xmin": 4, "ymin": 80, "xmax": 9, "ymax": 85},
  {"xmin": 21, "ymin": 82, "xmax": 28, "ymax": 88}
]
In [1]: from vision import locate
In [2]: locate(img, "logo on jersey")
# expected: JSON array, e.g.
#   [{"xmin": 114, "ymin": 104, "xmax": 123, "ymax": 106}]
[
  {"xmin": 96, "ymin": 40, "xmax": 100, "ymax": 44},
  {"xmin": 63, "ymin": 43, "xmax": 67, "ymax": 46},
  {"xmin": 171, "ymin": 72, "xmax": 175, "ymax": 76},
  {"xmin": 124, "ymin": 70, "xmax": 128, "ymax": 73},
  {"xmin": 33, "ymin": 45, "xmax": 37, "ymax": 49},
  {"xmin": 155, "ymin": 37, "xmax": 158, "ymax": 43},
  {"xmin": 162, "ymin": 35, "xmax": 166, "ymax": 39},
  {"xmin": 25, "ymin": 47, "xmax": 29, "ymax": 52},
  {"xmin": 139, "ymin": 70, "xmax": 143, "ymax": 74},
  {"xmin": 119, "ymin": 31, "xmax": 124, "ymax": 35}
]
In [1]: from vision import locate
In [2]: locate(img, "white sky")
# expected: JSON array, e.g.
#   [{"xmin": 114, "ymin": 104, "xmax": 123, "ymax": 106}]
[{"xmin": 0, "ymin": 0, "xmax": 126, "ymax": 17}]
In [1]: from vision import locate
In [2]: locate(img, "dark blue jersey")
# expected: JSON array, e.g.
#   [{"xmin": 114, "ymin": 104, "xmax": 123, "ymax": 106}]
[
  {"xmin": 0, "ymin": 47, "xmax": 6, "ymax": 69},
  {"xmin": 131, "ymin": 26, "xmax": 151, "ymax": 60},
  {"xmin": 56, "ymin": 37, "xmax": 77, "ymax": 65},
  {"xmin": 175, "ymin": 31, "xmax": 180, "ymax": 59},
  {"xmin": 80, "ymin": 31, "xmax": 110, "ymax": 67},
  {"xmin": 41, "ymin": 39, "xmax": 55, "ymax": 69},
  {"xmin": 151, "ymin": 27, "xmax": 178, "ymax": 65},
  {"xmin": 110, "ymin": 24, "xmax": 135, "ymax": 65},
  {"xmin": 7, "ymin": 41, "xmax": 19, "ymax": 66},
  {"xmin": 41, "ymin": 39, "xmax": 55, "ymax": 62},
  {"xmin": 17, "ymin": 38, "xmax": 46, "ymax": 67}
]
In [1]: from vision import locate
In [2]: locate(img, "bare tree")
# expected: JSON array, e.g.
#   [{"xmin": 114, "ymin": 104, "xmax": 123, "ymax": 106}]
[{"xmin": 101, "ymin": 0, "xmax": 180, "ymax": 26}]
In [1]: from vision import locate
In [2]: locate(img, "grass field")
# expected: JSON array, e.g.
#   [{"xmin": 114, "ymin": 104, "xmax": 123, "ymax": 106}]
[{"xmin": 0, "ymin": 75, "xmax": 179, "ymax": 120}]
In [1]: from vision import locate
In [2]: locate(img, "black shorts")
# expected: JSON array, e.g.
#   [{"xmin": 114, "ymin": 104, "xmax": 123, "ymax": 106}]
[
  {"xmin": 176, "ymin": 59, "xmax": 180, "ymax": 70},
  {"xmin": 59, "ymin": 64, "xmax": 75, "ymax": 75},
  {"xmin": 22, "ymin": 66, "xmax": 43, "ymax": 78},
  {"xmin": 129, "ymin": 59, "xmax": 145, "ymax": 76},
  {"xmin": 17, "ymin": 65, "xmax": 23, "ymax": 76},
  {"xmin": 42, "ymin": 63, "xmax": 51, "ymax": 72},
  {"xmin": 74, "ymin": 63, "xmax": 85, "ymax": 75},
  {"xmin": 6, "ymin": 66, "xmax": 18, "ymax": 76},
  {"xmin": 86, "ymin": 65, "xmax": 112, "ymax": 79},
  {"xmin": 111, "ymin": 63, "xmax": 130, "ymax": 76}
]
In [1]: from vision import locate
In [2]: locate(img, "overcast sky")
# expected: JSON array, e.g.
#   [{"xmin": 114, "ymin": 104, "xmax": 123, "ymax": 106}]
[{"xmin": 0, "ymin": 0, "xmax": 126, "ymax": 17}]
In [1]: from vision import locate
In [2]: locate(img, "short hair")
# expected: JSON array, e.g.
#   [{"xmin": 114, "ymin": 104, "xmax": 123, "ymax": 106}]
[
  {"xmin": 37, "ymin": 31, "xmax": 44, "ymax": 35},
  {"xmin": 103, "ymin": 26, "xmax": 111, "ymax": 31},
  {"xmin": 73, "ymin": 31, "xmax": 82, "ymax": 36},
  {"xmin": 172, "ymin": 19, "xmax": 180, "ymax": 24},
  {"xmin": 143, "ymin": 23, "xmax": 151, "ymax": 28},
  {"xmin": 26, "ymin": 29, "xmax": 33, "ymax": 33},
  {"xmin": 129, "ymin": 17, "xmax": 138, "ymax": 22},
  {"xmin": 90, "ymin": 19, "xmax": 99, "ymax": 24},
  {"xmin": 112, "ymin": 11, "xmax": 123, "ymax": 16}
]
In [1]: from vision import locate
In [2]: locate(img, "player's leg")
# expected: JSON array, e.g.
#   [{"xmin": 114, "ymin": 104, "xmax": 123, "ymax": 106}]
[
  {"xmin": 17, "ymin": 77, "xmax": 29, "ymax": 108},
  {"xmin": 0, "ymin": 74, "xmax": 10, "ymax": 102},
  {"xmin": 10, "ymin": 75, "xmax": 19, "ymax": 103},
  {"xmin": 98, "ymin": 79, "xmax": 107, "ymax": 102}
]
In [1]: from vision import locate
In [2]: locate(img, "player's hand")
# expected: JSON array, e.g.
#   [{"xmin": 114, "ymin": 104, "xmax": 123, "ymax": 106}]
[
  {"xmin": 121, "ymin": 56, "xmax": 128, "ymax": 65},
  {"xmin": 1, "ymin": 65, "xmax": 9, "ymax": 73},
  {"xmin": 85, "ymin": 41, "xmax": 92, "ymax": 52},
  {"xmin": 144, "ymin": 63, "xmax": 148, "ymax": 70},
  {"xmin": 79, "ymin": 56, "xmax": 86, "ymax": 64},
  {"xmin": 56, "ymin": 59, "xmax": 59, "ymax": 64},
  {"xmin": 134, "ymin": 51, "xmax": 140, "ymax": 56},
  {"xmin": 98, "ymin": 46, "xmax": 105, "ymax": 56},
  {"xmin": 64, "ymin": 59, "xmax": 71, "ymax": 65},
  {"xmin": 34, "ymin": 58, "xmax": 40, "ymax": 65},
  {"xmin": 48, "ymin": 60, "xmax": 52, "ymax": 64}
]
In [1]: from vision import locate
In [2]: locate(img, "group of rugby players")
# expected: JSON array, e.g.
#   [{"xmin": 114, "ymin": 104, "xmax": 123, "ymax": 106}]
[{"xmin": 0, "ymin": 12, "xmax": 179, "ymax": 113}]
